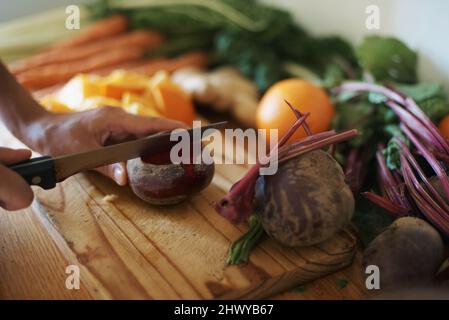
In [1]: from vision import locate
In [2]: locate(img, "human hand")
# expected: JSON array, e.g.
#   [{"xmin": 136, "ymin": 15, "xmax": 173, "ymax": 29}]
[
  {"xmin": 0, "ymin": 148, "xmax": 34, "ymax": 210},
  {"xmin": 23, "ymin": 107, "xmax": 185, "ymax": 185}
]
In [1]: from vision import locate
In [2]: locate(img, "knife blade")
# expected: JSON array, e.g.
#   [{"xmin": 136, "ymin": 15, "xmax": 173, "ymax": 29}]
[{"xmin": 8, "ymin": 121, "xmax": 226, "ymax": 190}]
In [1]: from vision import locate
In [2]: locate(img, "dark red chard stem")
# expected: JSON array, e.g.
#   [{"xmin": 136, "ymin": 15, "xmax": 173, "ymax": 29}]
[
  {"xmin": 401, "ymin": 156, "xmax": 449, "ymax": 222},
  {"xmin": 345, "ymin": 149, "xmax": 361, "ymax": 194},
  {"xmin": 396, "ymin": 138, "xmax": 449, "ymax": 214},
  {"xmin": 345, "ymin": 147, "xmax": 372, "ymax": 195},
  {"xmin": 400, "ymin": 155, "xmax": 449, "ymax": 235},
  {"xmin": 215, "ymin": 102, "xmax": 358, "ymax": 225},
  {"xmin": 386, "ymin": 101, "xmax": 445, "ymax": 152},
  {"xmin": 428, "ymin": 148, "xmax": 449, "ymax": 164},
  {"xmin": 334, "ymin": 81, "xmax": 449, "ymax": 153},
  {"xmin": 215, "ymin": 112, "xmax": 311, "ymax": 224},
  {"xmin": 328, "ymin": 143, "xmax": 336, "ymax": 156},
  {"xmin": 362, "ymin": 192, "xmax": 409, "ymax": 217},
  {"xmin": 333, "ymin": 82, "xmax": 405, "ymax": 104},
  {"xmin": 284, "ymin": 100, "xmax": 313, "ymax": 136},
  {"xmin": 375, "ymin": 147, "xmax": 409, "ymax": 209},
  {"xmin": 271, "ymin": 113, "xmax": 311, "ymax": 154},
  {"xmin": 400, "ymin": 124, "xmax": 449, "ymax": 202},
  {"xmin": 278, "ymin": 130, "xmax": 336, "ymax": 157},
  {"xmin": 401, "ymin": 97, "xmax": 449, "ymax": 154},
  {"xmin": 278, "ymin": 130, "xmax": 358, "ymax": 164}
]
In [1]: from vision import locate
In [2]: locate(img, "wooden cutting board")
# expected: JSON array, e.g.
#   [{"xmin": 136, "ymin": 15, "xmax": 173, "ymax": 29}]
[{"xmin": 32, "ymin": 137, "xmax": 357, "ymax": 299}]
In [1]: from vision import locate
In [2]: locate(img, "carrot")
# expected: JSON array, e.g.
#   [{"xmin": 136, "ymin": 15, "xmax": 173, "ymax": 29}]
[
  {"xmin": 49, "ymin": 14, "xmax": 128, "ymax": 50},
  {"xmin": 91, "ymin": 58, "xmax": 166, "ymax": 76},
  {"xmin": 11, "ymin": 30, "xmax": 164, "ymax": 75},
  {"xmin": 130, "ymin": 52, "xmax": 208, "ymax": 75},
  {"xmin": 18, "ymin": 46, "xmax": 145, "ymax": 90}
]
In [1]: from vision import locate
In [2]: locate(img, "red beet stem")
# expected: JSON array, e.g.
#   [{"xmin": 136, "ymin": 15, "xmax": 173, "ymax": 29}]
[
  {"xmin": 375, "ymin": 146, "xmax": 411, "ymax": 211},
  {"xmin": 278, "ymin": 130, "xmax": 358, "ymax": 164},
  {"xmin": 215, "ymin": 104, "xmax": 358, "ymax": 225},
  {"xmin": 400, "ymin": 155, "xmax": 449, "ymax": 235},
  {"xmin": 284, "ymin": 100, "xmax": 313, "ymax": 136},
  {"xmin": 362, "ymin": 192, "xmax": 409, "ymax": 217},
  {"xmin": 400, "ymin": 124, "xmax": 449, "ymax": 202},
  {"xmin": 396, "ymin": 138, "xmax": 449, "ymax": 214},
  {"xmin": 215, "ymin": 112, "xmax": 311, "ymax": 224}
]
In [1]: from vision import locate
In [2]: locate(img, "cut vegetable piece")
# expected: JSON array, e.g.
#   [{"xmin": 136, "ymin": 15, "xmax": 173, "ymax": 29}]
[
  {"xmin": 39, "ymin": 96, "xmax": 72, "ymax": 113},
  {"xmin": 101, "ymin": 70, "xmax": 150, "ymax": 99},
  {"xmin": 54, "ymin": 74, "xmax": 102, "ymax": 109},
  {"xmin": 152, "ymin": 79, "xmax": 195, "ymax": 125},
  {"xmin": 79, "ymin": 97, "xmax": 123, "ymax": 111},
  {"xmin": 125, "ymin": 102, "xmax": 161, "ymax": 117}
]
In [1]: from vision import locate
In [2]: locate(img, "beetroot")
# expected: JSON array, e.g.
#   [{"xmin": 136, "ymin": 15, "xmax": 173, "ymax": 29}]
[
  {"xmin": 127, "ymin": 150, "xmax": 214, "ymax": 205},
  {"xmin": 255, "ymin": 150, "xmax": 354, "ymax": 246}
]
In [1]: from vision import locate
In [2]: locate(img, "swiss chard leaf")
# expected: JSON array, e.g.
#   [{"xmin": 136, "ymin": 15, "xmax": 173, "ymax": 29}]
[
  {"xmin": 333, "ymin": 101, "xmax": 376, "ymax": 147},
  {"xmin": 395, "ymin": 82, "xmax": 449, "ymax": 122},
  {"xmin": 214, "ymin": 30, "xmax": 285, "ymax": 91},
  {"xmin": 352, "ymin": 196, "xmax": 394, "ymax": 247},
  {"xmin": 357, "ymin": 36, "xmax": 417, "ymax": 83}
]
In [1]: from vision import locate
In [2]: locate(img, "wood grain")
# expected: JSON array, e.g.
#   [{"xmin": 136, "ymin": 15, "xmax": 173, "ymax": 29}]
[
  {"xmin": 0, "ymin": 122, "xmax": 368, "ymax": 299},
  {"xmin": 33, "ymin": 164, "xmax": 357, "ymax": 299},
  {"xmin": 0, "ymin": 208, "xmax": 92, "ymax": 299}
]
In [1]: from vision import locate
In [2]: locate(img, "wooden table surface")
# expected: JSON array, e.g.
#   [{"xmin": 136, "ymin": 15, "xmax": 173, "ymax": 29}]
[{"xmin": 0, "ymin": 123, "xmax": 369, "ymax": 300}]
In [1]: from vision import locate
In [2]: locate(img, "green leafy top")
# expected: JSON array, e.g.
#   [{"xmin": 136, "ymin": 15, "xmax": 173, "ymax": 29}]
[
  {"xmin": 395, "ymin": 82, "xmax": 449, "ymax": 122},
  {"xmin": 89, "ymin": 0, "xmax": 357, "ymax": 91},
  {"xmin": 357, "ymin": 36, "xmax": 418, "ymax": 83}
]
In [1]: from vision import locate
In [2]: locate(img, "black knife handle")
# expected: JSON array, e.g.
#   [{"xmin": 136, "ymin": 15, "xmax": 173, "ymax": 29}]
[{"xmin": 8, "ymin": 156, "xmax": 57, "ymax": 190}]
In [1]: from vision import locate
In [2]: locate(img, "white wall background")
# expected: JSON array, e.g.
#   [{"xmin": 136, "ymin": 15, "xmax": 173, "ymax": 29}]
[
  {"xmin": 0, "ymin": 0, "xmax": 88, "ymax": 22},
  {"xmin": 265, "ymin": 0, "xmax": 449, "ymax": 91},
  {"xmin": 1, "ymin": 0, "xmax": 448, "ymax": 90}
]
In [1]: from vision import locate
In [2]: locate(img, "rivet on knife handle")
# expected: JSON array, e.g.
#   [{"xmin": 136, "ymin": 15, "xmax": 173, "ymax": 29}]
[{"xmin": 8, "ymin": 156, "xmax": 57, "ymax": 190}]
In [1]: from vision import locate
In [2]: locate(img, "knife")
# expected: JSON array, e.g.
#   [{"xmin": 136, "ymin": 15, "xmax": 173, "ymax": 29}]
[{"xmin": 8, "ymin": 121, "xmax": 226, "ymax": 190}]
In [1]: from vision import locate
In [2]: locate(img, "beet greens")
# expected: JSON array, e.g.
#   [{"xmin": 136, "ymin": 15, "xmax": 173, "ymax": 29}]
[{"xmin": 334, "ymin": 81, "xmax": 449, "ymax": 236}]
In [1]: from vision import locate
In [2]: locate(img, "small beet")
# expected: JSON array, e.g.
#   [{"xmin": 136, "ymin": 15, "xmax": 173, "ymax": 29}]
[
  {"xmin": 255, "ymin": 150, "xmax": 354, "ymax": 247},
  {"xmin": 127, "ymin": 151, "xmax": 214, "ymax": 205},
  {"xmin": 363, "ymin": 217, "xmax": 445, "ymax": 289}
]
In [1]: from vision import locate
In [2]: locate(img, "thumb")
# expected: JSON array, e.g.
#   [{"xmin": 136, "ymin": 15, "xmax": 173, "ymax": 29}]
[
  {"xmin": 94, "ymin": 162, "xmax": 128, "ymax": 186},
  {"xmin": 0, "ymin": 148, "xmax": 32, "ymax": 165}
]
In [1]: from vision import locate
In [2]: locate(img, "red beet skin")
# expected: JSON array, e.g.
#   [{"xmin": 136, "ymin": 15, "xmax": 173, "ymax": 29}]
[{"xmin": 127, "ymin": 152, "xmax": 214, "ymax": 205}]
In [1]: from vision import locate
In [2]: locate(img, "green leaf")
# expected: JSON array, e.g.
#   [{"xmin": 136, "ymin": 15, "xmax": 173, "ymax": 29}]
[
  {"xmin": 357, "ymin": 36, "xmax": 417, "ymax": 83},
  {"xmin": 382, "ymin": 124, "xmax": 409, "ymax": 170},
  {"xmin": 227, "ymin": 214, "xmax": 265, "ymax": 265},
  {"xmin": 367, "ymin": 91, "xmax": 387, "ymax": 104},
  {"xmin": 292, "ymin": 285, "xmax": 307, "ymax": 293},
  {"xmin": 395, "ymin": 82, "xmax": 449, "ymax": 122},
  {"xmin": 215, "ymin": 30, "xmax": 285, "ymax": 91},
  {"xmin": 336, "ymin": 279, "xmax": 349, "ymax": 289},
  {"xmin": 419, "ymin": 98, "xmax": 449, "ymax": 123},
  {"xmin": 396, "ymin": 82, "xmax": 445, "ymax": 101},
  {"xmin": 321, "ymin": 63, "xmax": 346, "ymax": 88},
  {"xmin": 332, "ymin": 101, "xmax": 377, "ymax": 147},
  {"xmin": 352, "ymin": 196, "xmax": 394, "ymax": 247}
]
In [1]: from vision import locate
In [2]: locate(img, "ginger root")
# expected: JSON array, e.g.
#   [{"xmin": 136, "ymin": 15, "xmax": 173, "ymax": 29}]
[{"xmin": 172, "ymin": 66, "xmax": 259, "ymax": 127}]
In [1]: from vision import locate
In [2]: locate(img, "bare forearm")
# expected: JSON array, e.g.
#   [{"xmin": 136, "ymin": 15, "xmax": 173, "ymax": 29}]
[{"xmin": 0, "ymin": 61, "xmax": 49, "ymax": 143}]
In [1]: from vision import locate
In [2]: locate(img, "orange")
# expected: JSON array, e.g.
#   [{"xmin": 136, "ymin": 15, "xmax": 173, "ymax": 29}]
[
  {"xmin": 439, "ymin": 115, "xmax": 449, "ymax": 139},
  {"xmin": 256, "ymin": 79, "xmax": 334, "ymax": 144}
]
